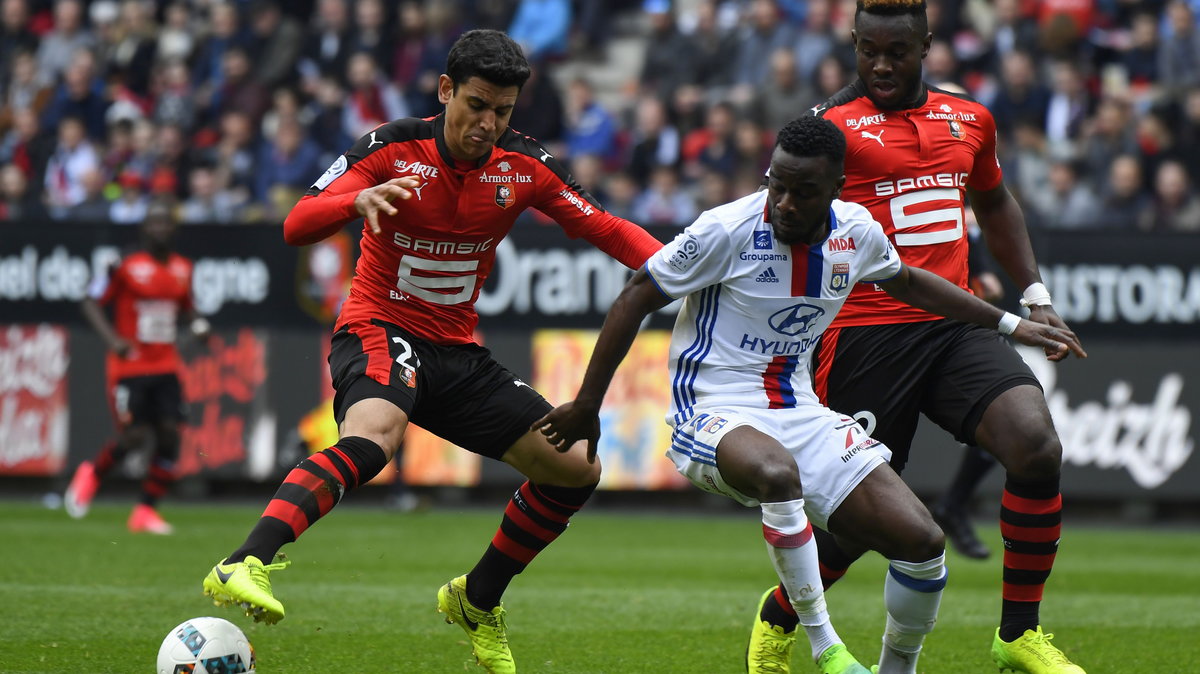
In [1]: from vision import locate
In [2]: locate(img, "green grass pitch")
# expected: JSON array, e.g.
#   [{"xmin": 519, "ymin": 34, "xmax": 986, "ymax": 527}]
[{"xmin": 2, "ymin": 500, "xmax": 1197, "ymax": 672}]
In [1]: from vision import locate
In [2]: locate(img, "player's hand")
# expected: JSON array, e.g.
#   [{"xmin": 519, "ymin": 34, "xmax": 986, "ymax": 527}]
[
  {"xmin": 532, "ymin": 401, "xmax": 601, "ymax": 463},
  {"xmin": 354, "ymin": 176, "xmax": 421, "ymax": 236},
  {"xmin": 1024, "ymin": 305, "xmax": 1078, "ymax": 361},
  {"xmin": 109, "ymin": 336, "xmax": 134, "ymax": 358},
  {"xmin": 1012, "ymin": 319, "xmax": 1087, "ymax": 361}
]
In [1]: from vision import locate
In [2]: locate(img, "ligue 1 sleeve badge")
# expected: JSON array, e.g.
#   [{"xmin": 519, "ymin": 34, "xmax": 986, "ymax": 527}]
[{"xmin": 494, "ymin": 184, "xmax": 516, "ymax": 209}]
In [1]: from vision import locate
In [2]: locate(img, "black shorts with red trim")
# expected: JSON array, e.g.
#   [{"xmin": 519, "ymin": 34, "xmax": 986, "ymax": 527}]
[
  {"xmin": 811, "ymin": 318, "xmax": 1040, "ymax": 472},
  {"xmin": 328, "ymin": 318, "xmax": 551, "ymax": 460},
  {"xmin": 108, "ymin": 373, "xmax": 186, "ymax": 428}
]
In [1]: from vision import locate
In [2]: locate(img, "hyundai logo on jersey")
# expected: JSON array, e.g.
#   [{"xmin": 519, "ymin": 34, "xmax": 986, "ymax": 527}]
[
  {"xmin": 768, "ymin": 303, "xmax": 826, "ymax": 336},
  {"xmin": 754, "ymin": 230, "xmax": 772, "ymax": 249}
]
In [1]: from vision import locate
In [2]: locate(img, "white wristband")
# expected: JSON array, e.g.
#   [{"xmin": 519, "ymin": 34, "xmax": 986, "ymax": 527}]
[
  {"xmin": 997, "ymin": 312, "xmax": 1021, "ymax": 335},
  {"xmin": 190, "ymin": 318, "xmax": 211, "ymax": 335},
  {"xmin": 1019, "ymin": 282, "xmax": 1052, "ymax": 308}
]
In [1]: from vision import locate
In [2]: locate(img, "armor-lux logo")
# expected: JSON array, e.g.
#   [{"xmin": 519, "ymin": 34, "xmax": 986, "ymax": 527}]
[
  {"xmin": 393, "ymin": 160, "xmax": 439, "ymax": 178},
  {"xmin": 828, "ymin": 238, "xmax": 855, "ymax": 252}
]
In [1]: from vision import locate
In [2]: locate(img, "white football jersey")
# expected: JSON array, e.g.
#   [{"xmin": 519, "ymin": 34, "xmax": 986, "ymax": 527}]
[{"xmin": 646, "ymin": 191, "xmax": 901, "ymax": 425}]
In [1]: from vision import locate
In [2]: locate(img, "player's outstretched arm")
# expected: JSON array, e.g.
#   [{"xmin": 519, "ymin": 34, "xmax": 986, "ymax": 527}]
[
  {"xmin": 283, "ymin": 176, "xmax": 421, "ymax": 246},
  {"xmin": 879, "ymin": 265, "xmax": 1086, "ymax": 360},
  {"xmin": 533, "ymin": 268, "xmax": 672, "ymax": 462}
]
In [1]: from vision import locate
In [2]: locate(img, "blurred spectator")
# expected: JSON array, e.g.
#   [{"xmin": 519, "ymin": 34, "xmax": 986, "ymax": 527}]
[
  {"xmin": 1, "ymin": 49, "xmax": 52, "ymax": 133},
  {"xmin": 679, "ymin": 0, "xmax": 737, "ymax": 90},
  {"xmin": 109, "ymin": 170, "xmax": 149, "ymax": 224},
  {"xmin": 248, "ymin": 0, "xmax": 304, "ymax": 90},
  {"xmin": 345, "ymin": 0, "xmax": 391, "ymax": 70},
  {"xmin": 1044, "ymin": 59, "xmax": 1090, "ymax": 155},
  {"xmin": 989, "ymin": 50, "xmax": 1051, "ymax": 139},
  {"xmin": 602, "ymin": 170, "xmax": 639, "ymax": 221},
  {"xmin": 0, "ymin": 162, "xmax": 47, "ymax": 220},
  {"xmin": 157, "ymin": 2, "xmax": 196, "ymax": 64},
  {"xmin": 1037, "ymin": 0, "xmax": 1095, "ymax": 56},
  {"xmin": 625, "ymin": 96, "xmax": 680, "ymax": 186},
  {"xmin": 43, "ymin": 115, "xmax": 100, "ymax": 218},
  {"xmin": 754, "ymin": 48, "xmax": 812, "ymax": 133},
  {"xmin": 1123, "ymin": 11, "xmax": 1160, "ymax": 87},
  {"xmin": 201, "ymin": 110, "xmax": 257, "ymax": 210},
  {"xmin": 633, "ymin": 164, "xmax": 697, "ymax": 225},
  {"xmin": 306, "ymin": 75, "xmax": 352, "ymax": 164},
  {"xmin": 207, "ymin": 45, "xmax": 270, "ymax": 128},
  {"xmin": 1079, "ymin": 97, "xmax": 1138, "ymax": 192},
  {"xmin": 971, "ymin": 0, "xmax": 1037, "ymax": 71},
  {"xmin": 733, "ymin": 118, "xmax": 771, "ymax": 175},
  {"xmin": 564, "ymin": 77, "xmax": 618, "ymax": 162},
  {"xmin": 65, "ymin": 167, "xmax": 111, "ymax": 222},
  {"xmin": 1134, "ymin": 110, "xmax": 1178, "ymax": 190},
  {"xmin": 925, "ymin": 40, "xmax": 960, "ymax": 87},
  {"xmin": 1157, "ymin": 0, "xmax": 1200, "ymax": 94},
  {"xmin": 1, "ymin": 107, "xmax": 51, "ymax": 184},
  {"xmin": 1026, "ymin": 160, "xmax": 1100, "ymax": 230},
  {"xmin": 1143, "ymin": 159, "xmax": 1200, "ymax": 232},
  {"xmin": 179, "ymin": 164, "xmax": 245, "ymax": 224},
  {"xmin": 731, "ymin": 0, "xmax": 798, "ymax": 95},
  {"xmin": 299, "ymin": 0, "xmax": 352, "ymax": 88},
  {"xmin": 43, "ymin": 49, "xmax": 110, "ymax": 141},
  {"xmin": 508, "ymin": 0, "xmax": 571, "ymax": 62},
  {"xmin": 35, "ymin": 0, "xmax": 95, "ymax": 85},
  {"xmin": 255, "ymin": 116, "xmax": 322, "ymax": 207},
  {"xmin": 682, "ymin": 99, "xmax": 737, "ymax": 180},
  {"xmin": 1177, "ymin": 88, "xmax": 1200, "ymax": 180},
  {"xmin": 567, "ymin": 152, "xmax": 607, "ymax": 203},
  {"xmin": 0, "ymin": 0, "xmax": 38, "ymax": 93},
  {"xmin": 793, "ymin": 0, "xmax": 835, "ymax": 83},
  {"xmin": 813, "ymin": 53, "xmax": 850, "ymax": 101},
  {"xmin": 1006, "ymin": 120, "xmax": 1051, "ymax": 208},
  {"xmin": 99, "ymin": 0, "xmax": 158, "ymax": 99},
  {"xmin": 100, "ymin": 117, "xmax": 135, "ymax": 188},
  {"xmin": 1094, "ymin": 154, "xmax": 1152, "ymax": 230},
  {"xmin": 149, "ymin": 122, "xmax": 191, "ymax": 201},
  {"xmin": 153, "ymin": 58, "xmax": 197, "ymax": 130},
  {"xmin": 693, "ymin": 167, "xmax": 732, "ymax": 212},
  {"xmin": 392, "ymin": 1, "xmax": 454, "ymax": 118},
  {"xmin": 192, "ymin": 1, "xmax": 251, "ymax": 107},
  {"xmin": 640, "ymin": 0, "xmax": 693, "ymax": 100},
  {"xmin": 510, "ymin": 64, "xmax": 563, "ymax": 146},
  {"xmin": 261, "ymin": 86, "xmax": 311, "ymax": 140},
  {"xmin": 342, "ymin": 51, "xmax": 407, "ymax": 140}
]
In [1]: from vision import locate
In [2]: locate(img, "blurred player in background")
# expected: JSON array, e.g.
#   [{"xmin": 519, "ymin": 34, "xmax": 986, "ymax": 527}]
[
  {"xmin": 201, "ymin": 29, "xmax": 661, "ymax": 673},
  {"xmin": 745, "ymin": 2, "xmax": 1088, "ymax": 673},
  {"xmin": 64, "ymin": 201, "xmax": 210, "ymax": 534},
  {"xmin": 534, "ymin": 116, "xmax": 1083, "ymax": 674}
]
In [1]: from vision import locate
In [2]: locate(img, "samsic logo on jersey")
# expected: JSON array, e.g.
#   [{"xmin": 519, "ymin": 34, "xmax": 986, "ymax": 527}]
[{"xmin": 495, "ymin": 184, "xmax": 516, "ymax": 209}]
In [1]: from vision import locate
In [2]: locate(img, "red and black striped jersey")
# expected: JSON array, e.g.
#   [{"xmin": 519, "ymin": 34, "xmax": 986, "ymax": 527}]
[
  {"xmin": 810, "ymin": 80, "xmax": 1004, "ymax": 327},
  {"xmin": 285, "ymin": 114, "xmax": 661, "ymax": 345}
]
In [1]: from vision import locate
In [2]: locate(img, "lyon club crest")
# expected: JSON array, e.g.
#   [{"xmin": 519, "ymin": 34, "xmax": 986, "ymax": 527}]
[{"xmin": 495, "ymin": 184, "xmax": 516, "ymax": 209}]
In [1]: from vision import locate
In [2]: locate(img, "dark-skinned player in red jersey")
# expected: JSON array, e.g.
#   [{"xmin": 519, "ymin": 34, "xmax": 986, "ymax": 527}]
[
  {"xmin": 745, "ymin": 2, "xmax": 1087, "ymax": 674},
  {"xmin": 201, "ymin": 30, "xmax": 661, "ymax": 673},
  {"xmin": 64, "ymin": 202, "xmax": 210, "ymax": 535}
]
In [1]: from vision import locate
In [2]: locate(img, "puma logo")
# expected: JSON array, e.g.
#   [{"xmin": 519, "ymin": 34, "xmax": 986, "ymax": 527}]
[
  {"xmin": 539, "ymin": 149, "xmax": 552, "ymax": 162},
  {"xmin": 513, "ymin": 379, "xmax": 529, "ymax": 388},
  {"xmin": 411, "ymin": 182, "xmax": 427, "ymax": 200},
  {"xmin": 368, "ymin": 131, "xmax": 382, "ymax": 148},
  {"xmin": 861, "ymin": 129, "xmax": 885, "ymax": 147}
]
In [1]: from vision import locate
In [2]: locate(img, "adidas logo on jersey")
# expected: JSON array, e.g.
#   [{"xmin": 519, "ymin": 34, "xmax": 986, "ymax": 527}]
[{"xmin": 756, "ymin": 267, "xmax": 780, "ymax": 283}]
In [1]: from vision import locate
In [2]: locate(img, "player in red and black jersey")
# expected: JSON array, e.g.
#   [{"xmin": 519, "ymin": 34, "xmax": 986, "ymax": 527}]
[
  {"xmin": 201, "ymin": 30, "xmax": 662, "ymax": 672},
  {"xmin": 63, "ymin": 202, "xmax": 210, "ymax": 535},
  {"xmin": 746, "ymin": 2, "xmax": 1087, "ymax": 674}
]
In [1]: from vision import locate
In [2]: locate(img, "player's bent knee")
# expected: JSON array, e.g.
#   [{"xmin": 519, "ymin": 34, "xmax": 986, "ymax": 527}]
[
  {"xmin": 545, "ymin": 451, "xmax": 602, "ymax": 487},
  {"xmin": 740, "ymin": 459, "xmax": 802, "ymax": 503}
]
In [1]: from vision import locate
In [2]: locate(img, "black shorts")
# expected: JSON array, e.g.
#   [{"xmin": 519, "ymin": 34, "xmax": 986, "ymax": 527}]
[
  {"xmin": 328, "ymin": 318, "xmax": 552, "ymax": 460},
  {"xmin": 811, "ymin": 319, "xmax": 1041, "ymax": 472},
  {"xmin": 110, "ymin": 373, "xmax": 186, "ymax": 427}
]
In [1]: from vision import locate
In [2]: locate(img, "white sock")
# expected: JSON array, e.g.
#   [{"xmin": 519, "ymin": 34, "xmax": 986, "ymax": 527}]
[
  {"xmin": 878, "ymin": 554, "xmax": 947, "ymax": 674},
  {"xmin": 761, "ymin": 499, "xmax": 841, "ymax": 662}
]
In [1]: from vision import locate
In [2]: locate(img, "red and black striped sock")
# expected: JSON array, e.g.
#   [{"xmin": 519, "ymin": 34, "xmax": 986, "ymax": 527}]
[
  {"xmin": 138, "ymin": 457, "xmax": 175, "ymax": 508},
  {"xmin": 93, "ymin": 440, "xmax": 121, "ymax": 478},
  {"xmin": 999, "ymin": 475, "xmax": 1061, "ymax": 641},
  {"xmin": 226, "ymin": 437, "xmax": 387, "ymax": 564},
  {"xmin": 466, "ymin": 481, "xmax": 596, "ymax": 609}
]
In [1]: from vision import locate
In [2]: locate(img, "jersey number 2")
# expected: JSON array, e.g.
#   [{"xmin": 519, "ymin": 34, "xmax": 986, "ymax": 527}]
[
  {"xmin": 396, "ymin": 255, "xmax": 479, "ymax": 304},
  {"xmin": 889, "ymin": 188, "xmax": 963, "ymax": 246}
]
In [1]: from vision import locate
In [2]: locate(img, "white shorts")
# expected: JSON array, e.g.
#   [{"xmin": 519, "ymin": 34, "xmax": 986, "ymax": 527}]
[{"xmin": 667, "ymin": 405, "xmax": 892, "ymax": 530}]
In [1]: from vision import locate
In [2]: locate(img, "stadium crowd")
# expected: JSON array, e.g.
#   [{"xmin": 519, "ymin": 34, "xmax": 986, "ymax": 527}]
[{"xmin": 1, "ymin": 0, "xmax": 1198, "ymax": 232}]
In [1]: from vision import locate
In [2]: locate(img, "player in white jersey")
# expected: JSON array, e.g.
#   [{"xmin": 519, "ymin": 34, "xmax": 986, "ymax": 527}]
[{"xmin": 534, "ymin": 117, "xmax": 1084, "ymax": 674}]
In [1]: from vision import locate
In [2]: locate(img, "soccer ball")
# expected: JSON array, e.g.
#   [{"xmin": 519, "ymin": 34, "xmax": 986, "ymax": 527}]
[{"xmin": 156, "ymin": 617, "xmax": 256, "ymax": 674}]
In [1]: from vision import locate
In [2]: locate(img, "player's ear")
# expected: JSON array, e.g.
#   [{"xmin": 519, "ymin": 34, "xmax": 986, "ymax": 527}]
[
  {"xmin": 437, "ymin": 74, "xmax": 454, "ymax": 105},
  {"xmin": 835, "ymin": 174, "xmax": 846, "ymax": 198},
  {"xmin": 921, "ymin": 33, "xmax": 932, "ymax": 58}
]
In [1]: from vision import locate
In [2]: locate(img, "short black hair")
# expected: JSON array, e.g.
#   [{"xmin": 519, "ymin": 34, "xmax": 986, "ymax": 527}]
[
  {"xmin": 446, "ymin": 29, "xmax": 531, "ymax": 90},
  {"xmin": 776, "ymin": 116, "xmax": 846, "ymax": 168},
  {"xmin": 855, "ymin": 0, "xmax": 929, "ymax": 33}
]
